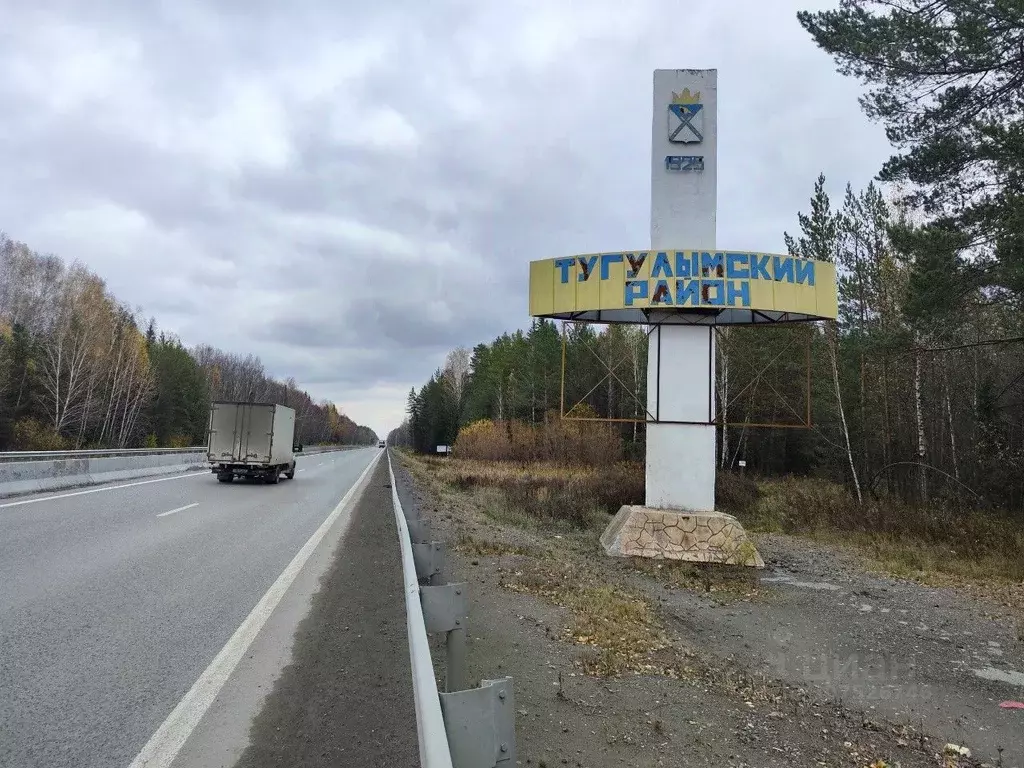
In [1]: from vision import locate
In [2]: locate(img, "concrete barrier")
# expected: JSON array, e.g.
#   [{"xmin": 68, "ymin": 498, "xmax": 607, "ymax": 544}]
[
  {"xmin": 0, "ymin": 452, "xmax": 208, "ymax": 498},
  {"xmin": 0, "ymin": 444, "xmax": 376, "ymax": 499}
]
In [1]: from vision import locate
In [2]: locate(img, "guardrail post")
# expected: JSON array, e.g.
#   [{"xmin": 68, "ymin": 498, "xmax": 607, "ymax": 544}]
[
  {"xmin": 412, "ymin": 541, "xmax": 445, "ymax": 583},
  {"xmin": 408, "ymin": 517, "xmax": 432, "ymax": 544},
  {"xmin": 421, "ymin": 582, "xmax": 469, "ymax": 693},
  {"xmin": 439, "ymin": 678, "xmax": 516, "ymax": 768}
]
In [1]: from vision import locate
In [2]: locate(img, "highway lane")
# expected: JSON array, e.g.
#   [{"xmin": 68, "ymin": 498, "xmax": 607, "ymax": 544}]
[{"xmin": 0, "ymin": 448, "xmax": 381, "ymax": 768}]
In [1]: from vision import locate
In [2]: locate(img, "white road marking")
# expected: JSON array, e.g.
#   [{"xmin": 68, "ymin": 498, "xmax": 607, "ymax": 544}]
[
  {"xmin": 156, "ymin": 503, "xmax": 199, "ymax": 518},
  {"xmin": 0, "ymin": 472, "xmax": 208, "ymax": 509},
  {"xmin": 297, "ymin": 469, "xmax": 307, "ymax": 473},
  {"xmin": 125, "ymin": 452, "xmax": 382, "ymax": 768}
]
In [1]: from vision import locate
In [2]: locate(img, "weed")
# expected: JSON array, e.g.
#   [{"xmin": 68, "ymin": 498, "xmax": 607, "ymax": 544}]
[
  {"xmin": 733, "ymin": 475, "xmax": 1024, "ymax": 584},
  {"xmin": 500, "ymin": 560, "xmax": 686, "ymax": 678},
  {"xmin": 628, "ymin": 558, "xmax": 761, "ymax": 600},
  {"xmin": 454, "ymin": 533, "xmax": 539, "ymax": 558},
  {"xmin": 423, "ymin": 457, "xmax": 643, "ymax": 528}
]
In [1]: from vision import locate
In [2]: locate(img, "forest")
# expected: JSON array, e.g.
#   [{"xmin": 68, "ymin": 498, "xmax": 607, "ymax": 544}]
[
  {"xmin": 394, "ymin": 2, "xmax": 1024, "ymax": 515},
  {"xmin": 0, "ymin": 233, "xmax": 377, "ymax": 451},
  {"xmin": 394, "ymin": 173, "xmax": 1024, "ymax": 513}
]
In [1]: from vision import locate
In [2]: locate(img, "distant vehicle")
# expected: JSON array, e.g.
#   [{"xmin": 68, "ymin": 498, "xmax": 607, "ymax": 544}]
[
  {"xmin": 207, "ymin": 401, "xmax": 297, "ymax": 484},
  {"xmin": 378, "ymin": 440, "xmax": 386, "ymax": 449}
]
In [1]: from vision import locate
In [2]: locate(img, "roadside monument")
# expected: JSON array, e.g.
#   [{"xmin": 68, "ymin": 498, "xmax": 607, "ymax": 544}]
[{"xmin": 527, "ymin": 69, "xmax": 838, "ymax": 567}]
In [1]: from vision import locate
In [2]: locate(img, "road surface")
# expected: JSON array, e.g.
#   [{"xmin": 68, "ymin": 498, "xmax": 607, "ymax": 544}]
[{"xmin": 0, "ymin": 448, "xmax": 417, "ymax": 768}]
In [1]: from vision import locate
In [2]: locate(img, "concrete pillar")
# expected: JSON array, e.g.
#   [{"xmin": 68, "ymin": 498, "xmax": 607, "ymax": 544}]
[
  {"xmin": 599, "ymin": 68, "xmax": 763, "ymax": 567},
  {"xmin": 645, "ymin": 69, "xmax": 717, "ymax": 512}
]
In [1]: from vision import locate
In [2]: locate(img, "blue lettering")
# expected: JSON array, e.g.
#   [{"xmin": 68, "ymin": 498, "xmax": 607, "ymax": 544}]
[
  {"xmin": 577, "ymin": 255, "xmax": 598, "ymax": 281},
  {"xmin": 600, "ymin": 253, "xmax": 623, "ymax": 280},
  {"xmin": 704, "ymin": 279, "xmax": 725, "ymax": 306},
  {"xmin": 675, "ymin": 279, "xmax": 700, "ymax": 306},
  {"xmin": 727, "ymin": 281, "xmax": 751, "ymax": 306},
  {"xmin": 651, "ymin": 279, "xmax": 673, "ymax": 304},
  {"xmin": 626, "ymin": 252, "xmax": 647, "ymax": 277},
  {"xmin": 700, "ymin": 251, "xmax": 724, "ymax": 276},
  {"xmin": 773, "ymin": 255, "xmax": 795, "ymax": 283},
  {"xmin": 624, "ymin": 280, "xmax": 649, "ymax": 306},
  {"xmin": 674, "ymin": 251, "xmax": 693, "ymax": 278},
  {"xmin": 651, "ymin": 252, "xmax": 673, "ymax": 278},
  {"xmin": 796, "ymin": 259, "xmax": 816, "ymax": 286},
  {"xmin": 751, "ymin": 254, "xmax": 771, "ymax": 280},
  {"xmin": 555, "ymin": 258, "xmax": 574, "ymax": 284},
  {"xmin": 726, "ymin": 252, "xmax": 749, "ymax": 279}
]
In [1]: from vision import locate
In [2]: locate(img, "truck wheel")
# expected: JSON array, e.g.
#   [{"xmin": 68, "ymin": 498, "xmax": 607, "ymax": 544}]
[
  {"xmin": 217, "ymin": 473, "xmax": 233, "ymax": 483},
  {"xmin": 265, "ymin": 469, "xmax": 280, "ymax": 484},
  {"xmin": 284, "ymin": 462, "xmax": 296, "ymax": 480}
]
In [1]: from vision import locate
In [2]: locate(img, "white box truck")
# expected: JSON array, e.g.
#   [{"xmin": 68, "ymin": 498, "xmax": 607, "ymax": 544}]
[{"xmin": 206, "ymin": 402, "xmax": 298, "ymax": 484}]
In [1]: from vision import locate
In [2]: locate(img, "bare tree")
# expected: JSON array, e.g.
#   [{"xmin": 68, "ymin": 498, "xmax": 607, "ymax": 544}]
[{"xmin": 443, "ymin": 346, "xmax": 470, "ymax": 402}]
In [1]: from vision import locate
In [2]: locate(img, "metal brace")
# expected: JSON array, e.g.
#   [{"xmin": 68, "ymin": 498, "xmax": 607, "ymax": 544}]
[
  {"xmin": 412, "ymin": 541, "xmax": 444, "ymax": 580},
  {"xmin": 407, "ymin": 517, "xmax": 432, "ymax": 544},
  {"xmin": 420, "ymin": 582, "xmax": 468, "ymax": 633},
  {"xmin": 439, "ymin": 677, "xmax": 516, "ymax": 768}
]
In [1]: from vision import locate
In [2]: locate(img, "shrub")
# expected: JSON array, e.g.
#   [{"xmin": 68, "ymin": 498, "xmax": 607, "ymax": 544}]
[
  {"xmin": 715, "ymin": 471, "xmax": 760, "ymax": 517},
  {"xmin": 11, "ymin": 418, "xmax": 68, "ymax": 451},
  {"xmin": 454, "ymin": 416, "xmax": 624, "ymax": 466}
]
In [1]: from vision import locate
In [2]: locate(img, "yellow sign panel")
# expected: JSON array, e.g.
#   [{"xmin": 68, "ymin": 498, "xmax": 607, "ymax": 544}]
[{"xmin": 529, "ymin": 250, "xmax": 838, "ymax": 325}]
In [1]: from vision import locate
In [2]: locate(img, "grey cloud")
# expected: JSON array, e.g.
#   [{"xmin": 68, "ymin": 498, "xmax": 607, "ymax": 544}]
[{"xmin": 0, "ymin": 0, "xmax": 892, "ymax": 436}]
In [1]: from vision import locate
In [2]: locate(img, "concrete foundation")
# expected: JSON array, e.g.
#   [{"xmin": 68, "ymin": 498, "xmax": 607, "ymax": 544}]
[{"xmin": 601, "ymin": 505, "xmax": 764, "ymax": 568}]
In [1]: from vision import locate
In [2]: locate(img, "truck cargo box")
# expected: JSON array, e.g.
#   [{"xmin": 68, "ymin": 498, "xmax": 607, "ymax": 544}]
[{"xmin": 207, "ymin": 402, "xmax": 296, "ymax": 483}]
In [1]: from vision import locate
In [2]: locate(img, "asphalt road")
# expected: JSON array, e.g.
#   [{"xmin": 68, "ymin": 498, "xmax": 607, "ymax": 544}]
[{"xmin": 0, "ymin": 447, "xmax": 415, "ymax": 768}]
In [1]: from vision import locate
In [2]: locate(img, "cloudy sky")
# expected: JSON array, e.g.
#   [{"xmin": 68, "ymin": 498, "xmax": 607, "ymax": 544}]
[{"xmin": 0, "ymin": 0, "xmax": 890, "ymax": 437}]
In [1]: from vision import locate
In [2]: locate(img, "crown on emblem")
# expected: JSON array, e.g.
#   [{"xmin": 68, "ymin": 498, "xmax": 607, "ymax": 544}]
[{"xmin": 671, "ymin": 87, "xmax": 701, "ymax": 105}]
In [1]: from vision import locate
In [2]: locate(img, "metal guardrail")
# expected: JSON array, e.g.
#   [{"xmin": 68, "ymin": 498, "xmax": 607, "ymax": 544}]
[
  {"xmin": 388, "ymin": 452, "xmax": 455, "ymax": 767},
  {"xmin": 0, "ymin": 444, "xmax": 373, "ymax": 462},
  {"xmin": 0, "ymin": 447, "xmax": 204, "ymax": 462},
  {"xmin": 386, "ymin": 450, "xmax": 516, "ymax": 768}
]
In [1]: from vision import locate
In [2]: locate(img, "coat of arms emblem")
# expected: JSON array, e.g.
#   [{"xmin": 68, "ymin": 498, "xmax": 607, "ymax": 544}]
[{"xmin": 667, "ymin": 88, "xmax": 703, "ymax": 144}]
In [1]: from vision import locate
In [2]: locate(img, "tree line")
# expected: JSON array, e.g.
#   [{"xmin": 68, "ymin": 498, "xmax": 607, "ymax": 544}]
[
  {"xmin": 0, "ymin": 233, "xmax": 377, "ymax": 450},
  {"xmin": 393, "ymin": 1, "xmax": 1024, "ymax": 514}
]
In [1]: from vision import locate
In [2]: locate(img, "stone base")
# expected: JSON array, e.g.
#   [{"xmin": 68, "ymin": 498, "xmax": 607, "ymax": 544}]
[{"xmin": 600, "ymin": 506, "xmax": 764, "ymax": 568}]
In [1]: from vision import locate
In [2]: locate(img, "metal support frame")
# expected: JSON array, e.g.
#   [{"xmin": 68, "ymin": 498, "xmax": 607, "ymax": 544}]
[
  {"xmin": 440, "ymin": 678, "xmax": 517, "ymax": 768},
  {"xmin": 408, "ymin": 517, "xmax": 432, "ymax": 544},
  {"xmin": 715, "ymin": 323, "xmax": 814, "ymax": 428},
  {"xmin": 558, "ymin": 317, "xmax": 815, "ymax": 429},
  {"xmin": 413, "ymin": 541, "xmax": 445, "ymax": 582},
  {"xmin": 560, "ymin": 319, "xmax": 656, "ymax": 423},
  {"xmin": 422, "ymin": 582, "xmax": 469, "ymax": 693}
]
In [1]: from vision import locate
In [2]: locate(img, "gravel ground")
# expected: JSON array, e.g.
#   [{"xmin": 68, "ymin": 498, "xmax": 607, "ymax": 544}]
[
  {"xmin": 233, "ymin": 458, "xmax": 418, "ymax": 768},
  {"xmin": 394, "ymin": 455, "xmax": 1024, "ymax": 768}
]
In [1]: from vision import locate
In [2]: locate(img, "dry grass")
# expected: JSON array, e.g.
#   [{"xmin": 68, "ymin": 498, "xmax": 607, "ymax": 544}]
[
  {"xmin": 422, "ymin": 456, "xmax": 644, "ymax": 529},
  {"xmin": 453, "ymin": 533, "xmax": 540, "ymax": 558},
  {"xmin": 626, "ymin": 558, "xmax": 764, "ymax": 602},
  {"xmin": 499, "ymin": 558, "xmax": 691, "ymax": 678},
  {"xmin": 432, "ymin": 452, "xmax": 1024, "ymax": 592},
  {"xmin": 717, "ymin": 471, "xmax": 1024, "ymax": 587}
]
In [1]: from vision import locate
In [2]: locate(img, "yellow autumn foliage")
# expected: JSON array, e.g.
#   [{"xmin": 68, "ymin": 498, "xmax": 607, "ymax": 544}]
[{"xmin": 454, "ymin": 413, "xmax": 623, "ymax": 466}]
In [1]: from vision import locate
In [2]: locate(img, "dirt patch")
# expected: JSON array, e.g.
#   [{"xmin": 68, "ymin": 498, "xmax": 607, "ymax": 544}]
[{"xmin": 394, "ymin": 453, "xmax": 1022, "ymax": 767}]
